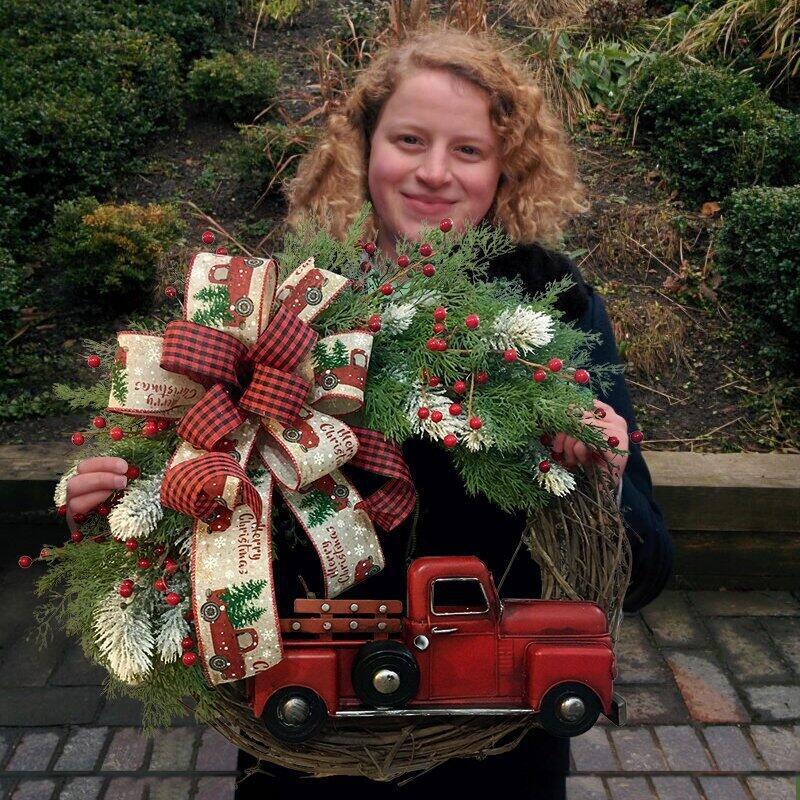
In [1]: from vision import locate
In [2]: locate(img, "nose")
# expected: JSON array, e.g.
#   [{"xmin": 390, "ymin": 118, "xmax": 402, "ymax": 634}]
[{"xmin": 415, "ymin": 143, "xmax": 451, "ymax": 187}]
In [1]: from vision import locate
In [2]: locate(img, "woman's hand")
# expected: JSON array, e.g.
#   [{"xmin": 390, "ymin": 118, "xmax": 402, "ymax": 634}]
[
  {"xmin": 66, "ymin": 457, "xmax": 128, "ymax": 532},
  {"xmin": 551, "ymin": 400, "xmax": 629, "ymax": 487}
]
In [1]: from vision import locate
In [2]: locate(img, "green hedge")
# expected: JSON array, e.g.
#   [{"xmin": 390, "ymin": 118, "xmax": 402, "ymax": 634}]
[
  {"xmin": 714, "ymin": 186, "xmax": 800, "ymax": 373},
  {"xmin": 621, "ymin": 54, "xmax": 800, "ymax": 202}
]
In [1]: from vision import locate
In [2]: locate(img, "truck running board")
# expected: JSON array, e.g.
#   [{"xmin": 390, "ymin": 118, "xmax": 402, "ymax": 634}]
[{"xmin": 334, "ymin": 707, "xmax": 535, "ymax": 719}]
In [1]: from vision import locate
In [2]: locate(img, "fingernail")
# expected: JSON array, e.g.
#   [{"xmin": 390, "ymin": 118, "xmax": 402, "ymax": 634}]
[{"xmin": 114, "ymin": 476, "xmax": 127, "ymax": 489}]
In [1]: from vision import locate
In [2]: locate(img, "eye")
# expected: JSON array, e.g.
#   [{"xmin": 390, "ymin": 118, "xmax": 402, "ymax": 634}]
[{"xmin": 460, "ymin": 145, "xmax": 480, "ymax": 156}]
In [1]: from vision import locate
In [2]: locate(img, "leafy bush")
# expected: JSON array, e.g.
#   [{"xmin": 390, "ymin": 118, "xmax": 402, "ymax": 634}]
[
  {"xmin": 714, "ymin": 185, "xmax": 800, "ymax": 373},
  {"xmin": 621, "ymin": 54, "xmax": 800, "ymax": 201},
  {"xmin": 572, "ymin": 41, "xmax": 652, "ymax": 108},
  {"xmin": 187, "ymin": 50, "xmax": 281, "ymax": 121},
  {"xmin": 50, "ymin": 198, "xmax": 184, "ymax": 310},
  {"xmin": 584, "ymin": 0, "xmax": 645, "ymax": 37}
]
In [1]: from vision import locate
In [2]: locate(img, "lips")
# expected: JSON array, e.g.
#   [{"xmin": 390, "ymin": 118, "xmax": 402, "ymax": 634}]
[{"xmin": 402, "ymin": 194, "xmax": 455, "ymax": 213}]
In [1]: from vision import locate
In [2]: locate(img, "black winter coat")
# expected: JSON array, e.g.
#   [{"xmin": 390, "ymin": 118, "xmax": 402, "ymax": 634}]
[{"xmin": 236, "ymin": 244, "xmax": 674, "ymax": 799}]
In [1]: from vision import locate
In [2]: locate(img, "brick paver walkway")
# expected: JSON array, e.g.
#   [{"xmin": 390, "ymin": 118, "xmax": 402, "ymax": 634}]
[{"xmin": 1, "ymin": 560, "xmax": 798, "ymax": 799}]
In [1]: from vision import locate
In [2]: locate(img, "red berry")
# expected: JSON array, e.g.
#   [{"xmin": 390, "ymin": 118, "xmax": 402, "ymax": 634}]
[
  {"xmin": 396, "ymin": 255, "xmax": 410, "ymax": 268},
  {"xmin": 69, "ymin": 529, "xmax": 83, "ymax": 543},
  {"xmin": 86, "ymin": 354, "xmax": 101, "ymax": 369},
  {"xmin": 432, "ymin": 322, "xmax": 446, "ymax": 334},
  {"xmin": 125, "ymin": 539, "xmax": 138, "ymax": 552},
  {"xmin": 436, "ymin": 339, "xmax": 448, "ymax": 351},
  {"xmin": 181, "ymin": 636, "xmax": 195, "ymax": 650},
  {"xmin": 533, "ymin": 369, "xmax": 547, "ymax": 383},
  {"xmin": 73, "ymin": 512, "xmax": 87, "ymax": 524},
  {"xmin": 165, "ymin": 286, "xmax": 177, "ymax": 299},
  {"xmin": 57, "ymin": 505, "xmax": 67, "ymax": 517},
  {"xmin": 165, "ymin": 592, "xmax": 181, "ymax": 607},
  {"xmin": 431, "ymin": 410, "xmax": 443, "ymax": 423},
  {"xmin": 142, "ymin": 420, "xmax": 158, "ymax": 437},
  {"xmin": 426, "ymin": 337, "xmax": 439, "ymax": 352},
  {"xmin": 630, "ymin": 430, "xmax": 644, "ymax": 444},
  {"xmin": 379, "ymin": 283, "xmax": 393, "ymax": 296},
  {"xmin": 574, "ymin": 369, "xmax": 590, "ymax": 385},
  {"xmin": 71, "ymin": 433, "xmax": 85, "ymax": 446},
  {"xmin": 503, "ymin": 349, "xmax": 518, "ymax": 362},
  {"xmin": 164, "ymin": 558, "xmax": 178, "ymax": 575},
  {"xmin": 125, "ymin": 464, "xmax": 140, "ymax": 480},
  {"xmin": 364, "ymin": 242, "xmax": 377, "ymax": 255},
  {"xmin": 433, "ymin": 307, "xmax": 447, "ymax": 322},
  {"xmin": 18, "ymin": 555, "xmax": 32, "ymax": 569},
  {"xmin": 449, "ymin": 403, "xmax": 462, "ymax": 416},
  {"xmin": 548, "ymin": 358, "xmax": 563, "ymax": 373},
  {"xmin": 109, "ymin": 427, "xmax": 124, "ymax": 441},
  {"xmin": 539, "ymin": 460, "xmax": 551, "ymax": 473},
  {"xmin": 439, "ymin": 218, "xmax": 453, "ymax": 232},
  {"xmin": 92, "ymin": 416, "xmax": 106, "ymax": 429},
  {"xmin": 428, "ymin": 375, "xmax": 440, "ymax": 387},
  {"xmin": 367, "ymin": 314, "xmax": 381, "ymax": 333},
  {"xmin": 476, "ymin": 371, "xmax": 489, "ymax": 385},
  {"xmin": 419, "ymin": 243, "xmax": 433, "ymax": 257},
  {"xmin": 465, "ymin": 314, "xmax": 480, "ymax": 330},
  {"xmin": 453, "ymin": 380, "xmax": 467, "ymax": 394},
  {"xmin": 182, "ymin": 651, "xmax": 197, "ymax": 667},
  {"xmin": 119, "ymin": 583, "xmax": 134, "ymax": 598},
  {"xmin": 417, "ymin": 407, "xmax": 430, "ymax": 420},
  {"xmin": 201, "ymin": 230, "xmax": 215, "ymax": 245},
  {"xmin": 215, "ymin": 246, "xmax": 228, "ymax": 255},
  {"xmin": 96, "ymin": 504, "xmax": 110, "ymax": 517},
  {"xmin": 422, "ymin": 263, "xmax": 436, "ymax": 277},
  {"xmin": 154, "ymin": 578, "xmax": 168, "ymax": 593},
  {"xmin": 607, "ymin": 435, "xmax": 620, "ymax": 448},
  {"xmin": 137, "ymin": 557, "xmax": 151, "ymax": 570},
  {"xmin": 121, "ymin": 578, "xmax": 135, "ymax": 588},
  {"xmin": 469, "ymin": 417, "xmax": 483, "ymax": 430},
  {"xmin": 595, "ymin": 408, "xmax": 606, "ymax": 419},
  {"xmin": 153, "ymin": 545, "xmax": 165, "ymax": 556},
  {"xmin": 443, "ymin": 433, "xmax": 458, "ymax": 448}
]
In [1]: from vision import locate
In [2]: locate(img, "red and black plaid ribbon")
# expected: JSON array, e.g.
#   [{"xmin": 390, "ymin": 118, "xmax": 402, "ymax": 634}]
[
  {"xmin": 239, "ymin": 364, "xmax": 310, "ymax": 424},
  {"xmin": 162, "ymin": 321, "xmax": 248, "ymax": 388},
  {"xmin": 247, "ymin": 305, "xmax": 318, "ymax": 373},
  {"xmin": 177, "ymin": 384, "xmax": 243, "ymax": 452},
  {"xmin": 349, "ymin": 426, "xmax": 416, "ymax": 531}
]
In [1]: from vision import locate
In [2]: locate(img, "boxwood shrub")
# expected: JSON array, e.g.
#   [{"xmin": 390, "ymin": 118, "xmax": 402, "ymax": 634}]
[
  {"xmin": 714, "ymin": 185, "xmax": 800, "ymax": 373},
  {"xmin": 621, "ymin": 54, "xmax": 800, "ymax": 202}
]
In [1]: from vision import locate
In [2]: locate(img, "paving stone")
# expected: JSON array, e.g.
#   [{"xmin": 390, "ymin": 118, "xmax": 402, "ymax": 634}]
[
  {"xmin": 103, "ymin": 778, "xmax": 147, "ymax": 800},
  {"xmin": 8, "ymin": 781, "xmax": 55, "ymax": 800},
  {"xmin": 708, "ymin": 618, "xmax": 791, "ymax": 683},
  {"xmin": 570, "ymin": 727, "xmax": 617, "ymax": 772},
  {"xmin": 0, "ymin": 779, "xmax": 15, "ymax": 799},
  {"xmin": 53, "ymin": 727, "xmax": 108, "ymax": 772},
  {"xmin": 653, "ymin": 725, "xmax": 713, "ymax": 771},
  {"xmin": 148, "ymin": 777, "xmax": 192, "ymax": 800},
  {"xmin": 147, "ymin": 728, "xmax": 196, "ymax": 772},
  {"xmin": 5, "ymin": 731, "xmax": 60, "ymax": 771},
  {"xmin": 59, "ymin": 777, "xmax": 103, "ymax": 800},
  {"xmin": 49, "ymin": 643, "xmax": 106, "ymax": 687},
  {"xmin": 744, "ymin": 686, "xmax": 800, "ymax": 721},
  {"xmin": 699, "ymin": 776, "xmax": 750, "ymax": 800},
  {"xmin": 565, "ymin": 776, "xmax": 607, "ymax": 799},
  {"xmin": 95, "ymin": 696, "xmax": 143, "ymax": 727},
  {"xmin": 692, "ymin": 591, "xmax": 800, "ymax": 617},
  {"xmin": 0, "ymin": 730, "xmax": 18, "ymax": 769},
  {"xmin": 0, "ymin": 627, "xmax": 68, "ymax": 688},
  {"xmin": 0, "ymin": 689, "xmax": 101, "ymax": 726},
  {"xmin": 651, "ymin": 776, "xmax": 702, "ymax": 800},
  {"xmin": 702, "ymin": 726, "xmax": 761, "ymax": 771},
  {"xmin": 606, "ymin": 777, "xmax": 655, "ymax": 800},
  {"xmin": 762, "ymin": 618, "xmax": 800, "ymax": 678},
  {"xmin": 749, "ymin": 725, "xmax": 800, "ymax": 770},
  {"xmin": 746, "ymin": 776, "xmax": 797, "ymax": 800},
  {"xmin": 608, "ymin": 728, "xmax": 667, "ymax": 771},
  {"xmin": 101, "ymin": 728, "xmax": 149, "ymax": 771},
  {"xmin": 664, "ymin": 650, "xmax": 749, "ymax": 723},
  {"xmin": 195, "ymin": 729, "xmax": 239, "ymax": 771},
  {"xmin": 615, "ymin": 618, "xmax": 670, "ymax": 684},
  {"xmin": 194, "ymin": 777, "xmax": 236, "ymax": 800},
  {"xmin": 616, "ymin": 685, "xmax": 689, "ymax": 724},
  {"xmin": 641, "ymin": 592, "xmax": 708, "ymax": 648}
]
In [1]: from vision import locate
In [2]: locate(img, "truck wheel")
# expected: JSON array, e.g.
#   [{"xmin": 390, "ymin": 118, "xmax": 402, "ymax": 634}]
[
  {"xmin": 537, "ymin": 682, "xmax": 601, "ymax": 738},
  {"xmin": 263, "ymin": 686, "xmax": 327, "ymax": 742},
  {"xmin": 352, "ymin": 641, "xmax": 419, "ymax": 709}
]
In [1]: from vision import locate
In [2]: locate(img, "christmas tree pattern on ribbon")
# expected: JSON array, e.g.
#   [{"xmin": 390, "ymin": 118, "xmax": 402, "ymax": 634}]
[
  {"xmin": 297, "ymin": 488, "xmax": 340, "ymax": 527},
  {"xmin": 192, "ymin": 285, "xmax": 234, "ymax": 327},
  {"xmin": 220, "ymin": 579, "xmax": 268, "ymax": 628},
  {"xmin": 312, "ymin": 339, "xmax": 349, "ymax": 372}
]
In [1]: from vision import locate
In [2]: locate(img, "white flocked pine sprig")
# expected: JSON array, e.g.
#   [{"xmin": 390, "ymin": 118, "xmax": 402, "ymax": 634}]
[
  {"xmin": 464, "ymin": 425, "xmax": 495, "ymax": 453},
  {"xmin": 406, "ymin": 385, "xmax": 467, "ymax": 442},
  {"xmin": 154, "ymin": 572, "xmax": 191, "ymax": 663},
  {"xmin": 535, "ymin": 462, "xmax": 577, "ymax": 497},
  {"xmin": 93, "ymin": 589, "xmax": 155, "ymax": 685},
  {"xmin": 53, "ymin": 465, "xmax": 78, "ymax": 508},
  {"xmin": 380, "ymin": 302, "xmax": 417, "ymax": 336},
  {"xmin": 489, "ymin": 307, "xmax": 555, "ymax": 354},
  {"xmin": 108, "ymin": 468, "xmax": 166, "ymax": 541}
]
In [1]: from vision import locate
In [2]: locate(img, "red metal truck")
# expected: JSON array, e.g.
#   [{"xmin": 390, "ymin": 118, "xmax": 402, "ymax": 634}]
[{"xmin": 249, "ymin": 556, "xmax": 625, "ymax": 742}]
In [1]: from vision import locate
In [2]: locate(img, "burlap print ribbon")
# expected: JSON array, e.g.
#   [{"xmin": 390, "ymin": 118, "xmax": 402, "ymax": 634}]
[{"xmin": 107, "ymin": 252, "xmax": 416, "ymax": 686}]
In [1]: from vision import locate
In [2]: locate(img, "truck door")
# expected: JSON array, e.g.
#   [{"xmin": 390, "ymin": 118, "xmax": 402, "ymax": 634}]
[{"xmin": 427, "ymin": 577, "xmax": 498, "ymax": 700}]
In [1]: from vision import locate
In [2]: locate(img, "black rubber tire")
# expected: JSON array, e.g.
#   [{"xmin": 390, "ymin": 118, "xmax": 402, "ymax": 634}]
[
  {"xmin": 537, "ymin": 681, "xmax": 601, "ymax": 738},
  {"xmin": 351, "ymin": 641, "xmax": 420, "ymax": 709},
  {"xmin": 263, "ymin": 686, "xmax": 327, "ymax": 742}
]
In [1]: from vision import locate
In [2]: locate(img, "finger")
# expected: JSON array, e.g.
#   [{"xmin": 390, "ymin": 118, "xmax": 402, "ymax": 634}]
[
  {"xmin": 76, "ymin": 457, "xmax": 128, "ymax": 475},
  {"xmin": 68, "ymin": 472, "xmax": 127, "ymax": 499},
  {"xmin": 68, "ymin": 490, "xmax": 116, "ymax": 518},
  {"xmin": 561, "ymin": 436, "xmax": 579, "ymax": 468},
  {"xmin": 572, "ymin": 441, "xmax": 593, "ymax": 465}
]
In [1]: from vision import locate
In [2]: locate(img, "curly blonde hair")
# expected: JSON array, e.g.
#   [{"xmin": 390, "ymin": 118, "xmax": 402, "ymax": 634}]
[{"xmin": 285, "ymin": 23, "xmax": 585, "ymax": 246}]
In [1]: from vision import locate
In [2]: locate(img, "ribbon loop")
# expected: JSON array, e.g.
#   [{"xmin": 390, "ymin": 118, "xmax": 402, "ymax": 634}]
[
  {"xmin": 239, "ymin": 364, "xmax": 311, "ymax": 426},
  {"xmin": 249, "ymin": 304, "xmax": 319, "ymax": 373},
  {"xmin": 162, "ymin": 321, "xmax": 248, "ymax": 388},
  {"xmin": 177, "ymin": 384, "xmax": 243, "ymax": 452}
]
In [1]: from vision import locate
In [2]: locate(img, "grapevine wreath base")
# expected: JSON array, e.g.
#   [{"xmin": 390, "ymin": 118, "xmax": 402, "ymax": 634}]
[{"xmin": 195, "ymin": 471, "xmax": 630, "ymax": 783}]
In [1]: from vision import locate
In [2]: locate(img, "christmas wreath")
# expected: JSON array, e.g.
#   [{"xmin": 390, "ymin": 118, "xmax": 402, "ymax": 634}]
[{"xmin": 27, "ymin": 204, "xmax": 632, "ymax": 779}]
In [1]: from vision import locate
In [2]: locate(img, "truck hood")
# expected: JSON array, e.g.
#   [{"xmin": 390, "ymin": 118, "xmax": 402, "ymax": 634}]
[{"xmin": 499, "ymin": 599, "xmax": 608, "ymax": 636}]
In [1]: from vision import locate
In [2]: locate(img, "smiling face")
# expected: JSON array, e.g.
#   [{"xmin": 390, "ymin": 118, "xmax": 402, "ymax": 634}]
[{"xmin": 368, "ymin": 68, "xmax": 503, "ymax": 260}]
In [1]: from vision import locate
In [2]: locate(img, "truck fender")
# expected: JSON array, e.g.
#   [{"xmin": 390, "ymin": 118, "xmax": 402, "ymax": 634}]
[
  {"xmin": 250, "ymin": 649, "xmax": 339, "ymax": 719},
  {"xmin": 525, "ymin": 644, "xmax": 614, "ymax": 715}
]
